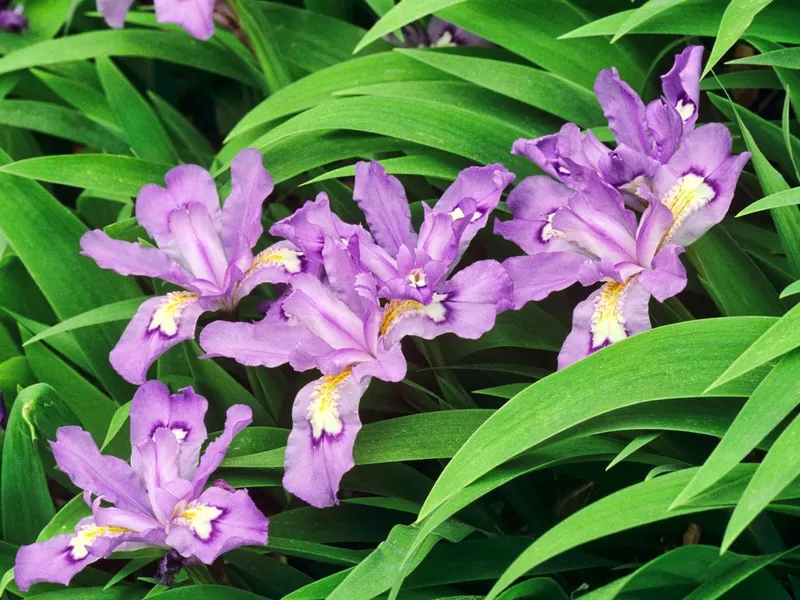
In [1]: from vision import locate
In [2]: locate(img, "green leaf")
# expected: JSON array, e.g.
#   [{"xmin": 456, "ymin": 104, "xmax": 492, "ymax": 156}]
[
  {"xmin": 780, "ymin": 279, "xmax": 800, "ymax": 298},
  {"xmin": 145, "ymin": 587, "xmax": 265, "ymax": 600},
  {"xmin": 33, "ymin": 69, "xmax": 118, "ymax": 131},
  {"xmin": 417, "ymin": 317, "xmax": 773, "ymax": 523},
  {"xmin": 303, "ymin": 153, "xmax": 466, "ymax": 186},
  {"xmin": 611, "ymin": 0, "xmax": 692, "ymax": 42},
  {"xmin": 398, "ymin": 49, "xmax": 605, "ymax": 126},
  {"xmin": 737, "ymin": 187, "xmax": 800, "ymax": 216},
  {"xmin": 231, "ymin": 0, "xmax": 292, "ymax": 93},
  {"xmin": 704, "ymin": 0, "xmax": 775, "ymax": 78},
  {"xmin": 683, "ymin": 548, "xmax": 791, "ymax": 599},
  {"xmin": 0, "ymin": 147, "xmax": 139, "ymax": 401},
  {"xmin": 96, "ymin": 57, "xmax": 177, "ymax": 165},
  {"xmin": 674, "ymin": 349, "xmax": 800, "ymax": 508},
  {"xmin": 354, "ymin": 0, "xmax": 467, "ymax": 53},
  {"xmin": 0, "ymin": 30, "xmax": 261, "ymax": 86},
  {"xmin": 0, "ymin": 154, "xmax": 169, "ymax": 197},
  {"xmin": 147, "ymin": 92, "xmax": 215, "ymax": 167},
  {"xmin": 2, "ymin": 384, "xmax": 56, "ymax": 545},
  {"xmin": 606, "ymin": 433, "xmax": 660, "ymax": 471},
  {"xmin": 729, "ymin": 47, "xmax": 800, "ymax": 69}
]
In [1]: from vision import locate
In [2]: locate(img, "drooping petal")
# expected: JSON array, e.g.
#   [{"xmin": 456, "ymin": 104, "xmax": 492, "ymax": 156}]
[
  {"xmin": 50, "ymin": 427, "xmax": 151, "ymax": 515},
  {"xmin": 433, "ymin": 163, "xmax": 514, "ymax": 254},
  {"xmin": 153, "ymin": 0, "xmax": 215, "ymax": 40},
  {"xmin": 96, "ymin": 0, "xmax": 134, "ymax": 29},
  {"xmin": 220, "ymin": 148, "xmax": 274, "ymax": 264},
  {"xmin": 283, "ymin": 373, "xmax": 369, "ymax": 508},
  {"xmin": 661, "ymin": 45, "xmax": 704, "ymax": 129},
  {"xmin": 14, "ymin": 517, "xmax": 155, "ymax": 592},
  {"xmin": 353, "ymin": 161, "xmax": 417, "ymax": 255},
  {"xmin": 639, "ymin": 244, "xmax": 687, "ymax": 303},
  {"xmin": 494, "ymin": 175, "xmax": 576, "ymax": 255},
  {"xmin": 135, "ymin": 164, "xmax": 221, "ymax": 253},
  {"xmin": 234, "ymin": 241, "xmax": 305, "ymax": 303},
  {"xmin": 130, "ymin": 381, "xmax": 208, "ymax": 481},
  {"xmin": 80, "ymin": 230, "xmax": 190, "ymax": 286},
  {"xmin": 380, "ymin": 260, "xmax": 512, "ymax": 345},
  {"xmin": 502, "ymin": 253, "xmax": 587, "ymax": 309},
  {"xmin": 594, "ymin": 67, "xmax": 653, "ymax": 156},
  {"xmin": 191, "ymin": 405, "xmax": 253, "ymax": 495},
  {"xmin": 168, "ymin": 203, "xmax": 230, "ymax": 290},
  {"xmin": 199, "ymin": 315, "xmax": 307, "ymax": 369},
  {"xmin": 110, "ymin": 293, "xmax": 204, "ymax": 385},
  {"xmin": 166, "ymin": 485, "xmax": 268, "ymax": 563},
  {"xmin": 557, "ymin": 278, "xmax": 652, "ymax": 370}
]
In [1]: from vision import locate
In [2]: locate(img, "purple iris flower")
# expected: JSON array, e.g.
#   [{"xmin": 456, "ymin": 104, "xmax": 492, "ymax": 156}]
[
  {"xmin": 498, "ymin": 47, "xmax": 751, "ymax": 369},
  {"xmin": 97, "ymin": 0, "xmax": 215, "ymax": 40},
  {"xmin": 80, "ymin": 149, "xmax": 306, "ymax": 384},
  {"xmin": 0, "ymin": 1, "xmax": 27, "ymax": 33},
  {"xmin": 513, "ymin": 46, "xmax": 705, "ymax": 203},
  {"xmin": 200, "ymin": 161, "xmax": 513, "ymax": 508},
  {"xmin": 14, "ymin": 381, "xmax": 267, "ymax": 591},
  {"xmin": 389, "ymin": 16, "xmax": 491, "ymax": 48}
]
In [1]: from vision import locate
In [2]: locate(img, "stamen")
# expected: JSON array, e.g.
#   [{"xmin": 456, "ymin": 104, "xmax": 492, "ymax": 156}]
[
  {"xmin": 406, "ymin": 269, "xmax": 427, "ymax": 289},
  {"xmin": 306, "ymin": 368, "xmax": 352, "ymax": 440},
  {"xmin": 148, "ymin": 292, "xmax": 199, "ymax": 338}
]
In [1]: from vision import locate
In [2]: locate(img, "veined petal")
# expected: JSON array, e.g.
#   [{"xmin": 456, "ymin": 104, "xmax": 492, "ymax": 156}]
[
  {"xmin": 557, "ymin": 278, "xmax": 652, "ymax": 370},
  {"xmin": 417, "ymin": 205, "xmax": 462, "ymax": 266},
  {"xmin": 644, "ymin": 99, "xmax": 683, "ymax": 163},
  {"xmin": 168, "ymin": 203, "xmax": 230, "ymax": 290},
  {"xmin": 166, "ymin": 485, "xmax": 268, "ymax": 563},
  {"xmin": 199, "ymin": 315, "xmax": 307, "ymax": 369},
  {"xmin": 635, "ymin": 198, "xmax": 674, "ymax": 267},
  {"xmin": 129, "ymin": 381, "xmax": 209, "ymax": 481},
  {"xmin": 97, "ymin": 0, "xmax": 134, "ymax": 29},
  {"xmin": 502, "ymin": 253, "xmax": 587, "ymax": 309},
  {"xmin": 594, "ymin": 67, "xmax": 652, "ymax": 156},
  {"xmin": 597, "ymin": 144, "xmax": 660, "ymax": 189},
  {"xmin": 51, "ymin": 427, "xmax": 151, "ymax": 515},
  {"xmin": 80, "ymin": 230, "xmax": 189, "ymax": 286},
  {"xmin": 135, "ymin": 164, "xmax": 220, "ymax": 252},
  {"xmin": 433, "ymin": 163, "xmax": 514, "ymax": 254},
  {"xmin": 284, "ymin": 372, "xmax": 369, "ymax": 508},
  {"xmin": 353, "ymin": 161, "xmax": 417, "ymax": 255},
  {"xmin": 661, "ymin": 45, "xmax": 704, "ymax": 129},
  {"xmin": 220, "ymin": 148, "xmax": 274, "ymax": 264},
  {"xmin": 134, "ymin": 428, "xmax": 182, "ymax": 522},
  {"xmin": 153, "ymin": 0, "xmax": 215, "ymax": 40},
  {"xmin": 110, "ymin": 293, "xmax": 204, "ymax": 385},
  {"xmin": 235, "ymin": 241, "xmax": 305, "ymax": 302},
  {"xmin": 192, "ymin": 405, "xmax": 253, "ymax": 495},
  {"xmin": 639, "ymin": 244, "xmax": 687, "ymax": 303}
]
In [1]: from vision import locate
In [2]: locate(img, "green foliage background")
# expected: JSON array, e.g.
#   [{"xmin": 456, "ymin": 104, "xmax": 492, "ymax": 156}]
[{"xmin": 1, "ymin": 0, "xmax": 800, "ymax": 598}]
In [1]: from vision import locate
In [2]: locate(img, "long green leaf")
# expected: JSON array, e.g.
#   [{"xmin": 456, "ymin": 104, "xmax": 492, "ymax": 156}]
[
  {"xmin": 704, "ymin": 0, "xmax": 774, "ymax": 78},
  {"xmin": 231, "ymin": 0, "xmax": 292, "ymax": 93},
  {"xmin": 611, "ymin": 0, "xmax": 692, "ymax": 42},
  {"xmin": 738, "ymin": 187, "xmax": 800, "ymax": 216}
]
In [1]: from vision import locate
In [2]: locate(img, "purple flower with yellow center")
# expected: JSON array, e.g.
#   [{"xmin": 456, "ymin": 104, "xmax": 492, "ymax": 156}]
[
  {"xmin": 80, "ymin": 148, "xmax": 305, "ymax": 384},
  {"xmin": 200, "ymin": 162, "xmax": 513, "ymax": 507},
  {"xmin": 513, "ymin": 46, "xmax": 705, "ymax": 200},
  {"xmin": 97, "ymin": 0, "xmax": 215, "ymax": 40},
  {"xmin": 388, "ymin": 16, "xmax": 491, "ymax": 48},
  {"xmin": 0, "ymin": 1, "xmax": 27, "ymax": 33},
  {"xmin": 14, "ymin": 381, "xmax": 267, "ymax": 591}
]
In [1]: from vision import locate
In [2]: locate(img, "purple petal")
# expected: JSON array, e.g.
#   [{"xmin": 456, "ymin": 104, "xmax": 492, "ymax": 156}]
[
  {"xmin": 129, "ymin": 381, "xmax": 208, "ymax": 481},
  {"xmin": 51, "ymin": 427, "xmax": 151, "ymax": 515},
  {"xmin": 417, "ymin": 206, "xmax": 461, "ymax": 266},
  {"xmin": 644, "ymin": 99, "xmax": 684, "ymax": 163},
  {"xmin": 350, "ymin": 341, "xmax": 407, "ymax": 383},
  {"xmin": 635, "ymin": 198, "xmax": 674, "ymax": 267},
  {"xmin": 353, "ymin": 161, "xmax": 417, "ymax": 255},
  {"xmin": 153, "ymin": 0, "xmax": 215, "ymax": 40},
  {"xmin": 639, "ymin": 244, "xmax": 687, "ymax": 302},
  {"xmin": 134, "ymin": 428, "xmax": 181, "ymax": 521},
  {"xmin": 234, "ymin": 241, "xmax": 305, "ymax": 302},
  {"xmin": 433, "ymin": 163, "xmax": 515, "ymax": 254},
  {"xmin": 168, "ymin": 203, "xmax": 230, "ymax": 290},
  {"xmin": 355, "ymin": 230, "xmax": 400, "ymax": 284},
  {"xmin": 426, "ymin": 17, "xmax": 492, "ymax": 47},
  {"xmin": 166, "ymin": 485, "xmax": 268, "ymax": 563},
  {"xmin": 220, "ymin": 148, "xmax": 274, "ymax": 265},
  {"xmin": 96, "ymin": 0, "xmax": 134, "ymax": 29},
  {"xmin": 661, "ymin": 45, "xmax": 704, "ymax": 129},
  {"xmin": 192, "ymin": 405, "xmax": 253, "ymax": 495},
  {"xmin": 135, "ymin": 164, "xmax": 220, "ymax": 252},
  {"xmin": 594, "ymin": 67, "xmax": 653, "ymax": 156},
  {"xmin": 110, "ymin": 293, "xmax": 205, "ymax": 385},
  {"xmin": 597, "ymin": 144, "xmax": 660, "ymax": 189},
  {"xmin": 0, "ymin": 5, "xmax": 27, "ymax": 32},
  {"xmin": 494, "ymin": 175, "xmax": 576, "ymax": 255},
  {"xmin": 80, "ymin": 230, "xmax": 189, "ymax": 286},
  {"xmin": 502, "ymin": 253, "xmax": 587, "ymax": 309},
  {"xmin": 557, "ymin": 279, "xmax": 652, "ymax": 370},
  {"xmin": 199, "ymin": 316, "xmax": 307, "ymax": 369},
  {"xmin": 283, "ymin": 373, "xmax": 369, "ymax": 508},
  {"xmin": 381, "ymin": 260, "xmax": 512, "ymax": 345}
]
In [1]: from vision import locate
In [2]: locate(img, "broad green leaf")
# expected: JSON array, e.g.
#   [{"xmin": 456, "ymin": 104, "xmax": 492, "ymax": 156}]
[
  {"xmin": 703, "ymin": 0, "xmax": 774, "ymax": 78},
  {"xmin": 708, "ymin": 292, "xmax": 800, "ymax": 390},
  {"xmin": 303, "ymin": 153, "xmax": 466, "ymax": 186},
  {"xmin": 674, "ymin": 350, "xmax": 800, "ymax": 508},
  {"xmin": 0, "ymin": 30, "xmax": 260, "ymax": 85},
  {"xmin": 723, "ymin": 412, "xmax": 800, "ymax": 551},
  {"xmin": 33, "ymin": 69, "xmax": 118, "ymax": 131},
  {"xmin": 0, "ymin": 100, "xmax": 126, "ymax": 153},
  {"xmin": 417, "ymin": 317, "xmax": 773, "ymax": 523},
  {"xmin": 729, "ymin": 47, "xmax": 800, "ymax": 69},
  {"xmin": 147, "ymin": 92, "xmax": 215, "ymax": 167},
  {"xmin": 37, "ymin": 494, "xmax": 90, "ymax": 541},
  {"xmin": 23, "ymin": 298, "xmax": 146, "ymax": 347},
  {"xmin": 684, "ymin": 549, "xmax": 791, "ymax": 599},
  {"xmin": 484, "ymin": 465, "xmax": 800, "ymax": 598},
  {"xmin": 606, "ymin": 433, "xmax": 660, "ymax": 470},
  {"xmin": 146, "ymin": 587, "xmax": 265, "ymax": 600},
  {"xmin": 738, "ymin": 187, "xmax": 800, "ymax": 216},
  {"xmin": 96, "ymin": 57, "xmax": 177, "ymax": 165},
  {"xmin": 271, "ymin": 503, "xmax": 407, "ymax": 544},
  {"xmin": 268, "ymin": 537, "xmax": 368, "ymax": 566},
  {"xmin": 2, "ymin": 384, "xmax": 55, "ymax": 544},
  {"xmin": 354, "ymin": 0, "xmax": 467, "ymax": 53},
  {"xmin": 611, "ymin": 0, "xmax": 692, "ymax": 42},
  {"xmin": 0, "ymin": 357, "xmax": 35, "ymax": 405},
  {"xmin": 497, "ymin": 579, "xmax": 568, "ymax": 600},
  {"xmin": 780, "ymin": 279, "xmax": 800, "ymax": 298},
  {"xmin": 231, "ymin": 0, "xmax": 292, "ymax": 93},
  {"xmin": 0, "ymin": 147, "xmax": 139, "ymax": 401},
  {"xmin": 399, "ymin": 49, "xmax": 605, "ymax": 126},
  {"xmin": 700, "ymin": 69, "xmax": 781, "ymax": 90},
  {"xmin": 101, "ymin": 401, "xmax": 131, "ymax": 451},
  {"xmin": 0, "ymin": 154, "xmax": 169, "ymax": 197}
]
